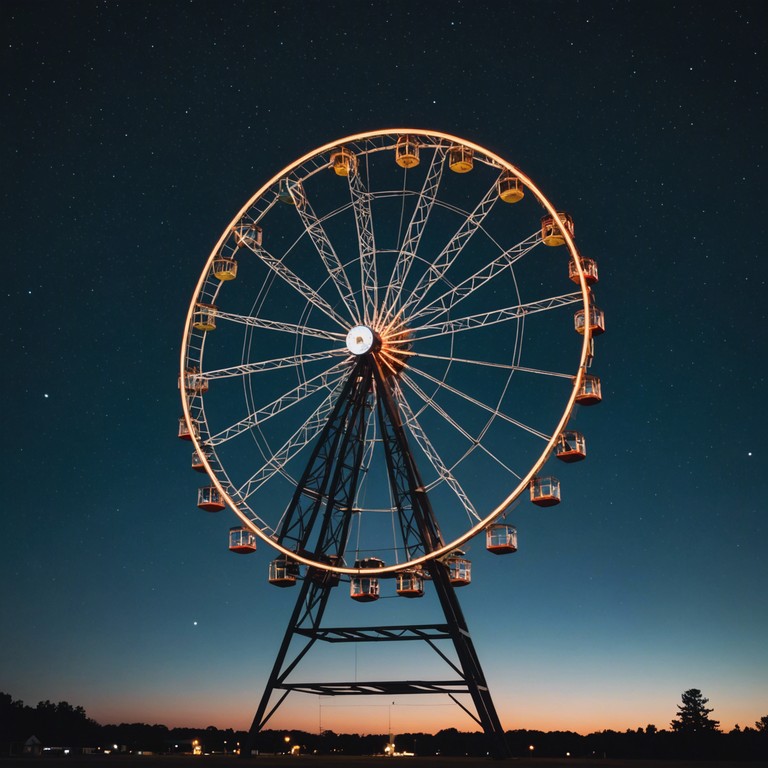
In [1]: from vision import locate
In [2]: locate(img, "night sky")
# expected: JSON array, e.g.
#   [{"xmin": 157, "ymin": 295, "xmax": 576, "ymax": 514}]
[{"xmin": 3, "ymin": 0, "xmax": 766, "ymax": 737}]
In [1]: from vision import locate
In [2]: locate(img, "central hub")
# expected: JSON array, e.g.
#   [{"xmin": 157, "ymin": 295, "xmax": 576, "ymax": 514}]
[{"xmin": 346, "ymin": 325, "xmax": 376, "ymax": 355}]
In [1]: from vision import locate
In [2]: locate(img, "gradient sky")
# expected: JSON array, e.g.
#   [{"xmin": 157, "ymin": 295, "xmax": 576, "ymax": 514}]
[{"xmin": 2, "ymin": 0, "xmax": 766, "ymax": 737}]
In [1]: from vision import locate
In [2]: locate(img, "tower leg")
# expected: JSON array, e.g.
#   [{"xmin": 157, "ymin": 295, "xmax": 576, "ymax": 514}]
[
  {"xmin": 427, "ymin": 558, "xmax": 511, "ymax": 758},
  {"xmin": 245, "ymin": 574, "xmax": 333, "ymax": 754}
]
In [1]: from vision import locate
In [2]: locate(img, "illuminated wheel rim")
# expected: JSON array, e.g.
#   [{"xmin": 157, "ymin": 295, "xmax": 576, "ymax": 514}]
[{"xmin": 180, "ymin": 129, "xmax": 597, "ymax": 575}]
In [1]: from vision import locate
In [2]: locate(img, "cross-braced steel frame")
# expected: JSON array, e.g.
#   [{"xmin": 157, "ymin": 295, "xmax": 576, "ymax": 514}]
[{"xmin": 246, "ymin": 354, "xmax": 510, "ymax": 759}]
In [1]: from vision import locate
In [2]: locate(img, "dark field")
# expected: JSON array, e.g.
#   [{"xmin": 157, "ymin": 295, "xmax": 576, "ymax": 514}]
[{"xmin": 1, "ymin": 756, "xmax": 765, "ymax": 768}]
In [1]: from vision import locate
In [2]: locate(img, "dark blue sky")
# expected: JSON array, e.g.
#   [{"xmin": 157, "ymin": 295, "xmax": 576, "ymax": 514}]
[{"xmin": 2, "ymin": 0, "xmax": 766, "ymax": 735}]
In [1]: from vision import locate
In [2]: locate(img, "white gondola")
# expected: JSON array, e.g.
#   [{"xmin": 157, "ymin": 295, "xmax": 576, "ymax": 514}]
[
  {"xmin": 530, "ymin": 476, "xmax": 561, "ymax": 506},
  {"xmin": 191, "ymin": 447, "xmax": 212, "ymax": 473},
  {"xmin": 197, "ymin": 485, "xmax": 225, "ymax": 512},
  {"xmin": 575, "ymin": 374, "xmax": 602, "ymax": 406},
  {"xmin": 446, "ymin": 552, "xmax": 471, "ymax": 586},
  {"xmin": 486, "ymin": 524, "xmax": 518, "ymax": 555},
  {"xmin": 350, "ymin": 557, "xmax": 384, "ymax": 602},
  {"xmin": 269, "ymin": 555, "xmax": 298, "ymax": 587},
  {"xmin": 574, "ymin": 306, "xmax": 606, "ymax": 336},
  {"xmin": 228, "ymin": 526, "xmax": 257, "ymax": 554},
  {"xmin": 569, "ymin": 257, "xmax": 598, "ymax": 285},
  {"xmin": 395, "ymin": 569, "xmax": 424, "ymax": 598},
  {"xmin": 555, "ymin": 431, "xmax": 586, "ymax": 463}
]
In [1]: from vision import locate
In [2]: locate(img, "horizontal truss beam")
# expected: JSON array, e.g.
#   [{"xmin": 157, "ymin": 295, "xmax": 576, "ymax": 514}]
[
  {"xmin": 294, "ymin": 624, "xmax": 453, "ymax": 642},
  {"xmin": 280, "ymin": 680, "xmax": 480, "ymax": 696}
]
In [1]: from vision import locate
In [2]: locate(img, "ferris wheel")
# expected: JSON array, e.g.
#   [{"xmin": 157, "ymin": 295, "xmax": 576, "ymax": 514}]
[{"xmin": 179, "ymin": 128, "xmax": 603, "ymax": 584}]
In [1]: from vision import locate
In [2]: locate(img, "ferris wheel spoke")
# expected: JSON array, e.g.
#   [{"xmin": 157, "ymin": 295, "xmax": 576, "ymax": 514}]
[
  {"xmin": 207, "ymin": 361, "xmax": 350, "ymax": 446},
  {"xmin": 409, "ymin": 291, "xmax": 582, "ymax": 341},
  {"xmin": 414, "ymin": 351, "xmax": 574, "ymax": 379},
  {"xmin": 407, "ymin": 361, "xmax": 550, "ymax": 441},
  {"xmin": 203, "ymin": 348, "xmax": 347, "ymax": 380},
  {"xmin": 237, "ymin": 385, "xmax": 343, "ymax": 500},
  {"xmin": 392, "ymin": 381, "xmax": 480, "ymax": 523},
  {"xmin": 398, "ymin": 177, "xmax": 501, "ymax": 320},
  {"xmin": 245, "ymin": 242, "xmax": 349, "ymax": 328},
  {"xmin": 384, "ymin": 147, "xmax": 447, "ymax": 319},
  {"xmin": 407, "ymin": 230, "xmax": 541, "ymax": 324},
  {"xmin": 400, "ymin": 373, "xmax": 521, "ymax": 480},
  {"xmin": 294, "ymin": 194, "xmax": 360, "ymax": 323},
  {"xmin": 348, "ymin": 167, "xmax": 378, "ymax": 325},
  {"xmin": 214, "ymin": 310, "xmax": 345, "ymax": 342}
]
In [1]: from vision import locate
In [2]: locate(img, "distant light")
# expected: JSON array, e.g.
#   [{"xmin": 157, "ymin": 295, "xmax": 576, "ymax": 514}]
[
  {"xmin": 529, "ymin": 745, "xmax": 535, "ymax": 751},
  {"xmin": 44, "ymin": 394, "xmax": 49, "ymax": 398}
]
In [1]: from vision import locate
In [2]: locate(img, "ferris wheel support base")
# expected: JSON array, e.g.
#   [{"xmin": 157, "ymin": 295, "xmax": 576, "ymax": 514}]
[
  {"xmin": 243, "ymin": 563, "xmax": 511, "ymax": 760},
  {"xmin": 243, "ymin": 360, "xmax": 510, "ymax": 760}
]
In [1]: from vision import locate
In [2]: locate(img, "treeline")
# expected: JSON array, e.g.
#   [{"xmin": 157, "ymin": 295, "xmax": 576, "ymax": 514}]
[
  {"xmin": 0, "ymin": 694, "xmax": 243, "ymax": 755},
  {"xmin": 260, "ymin": 725, "xmax": 768, "ymax": 761},
  {"xmin": 2, "ymin": 691, "xmax": 767, "ymax": 760}
]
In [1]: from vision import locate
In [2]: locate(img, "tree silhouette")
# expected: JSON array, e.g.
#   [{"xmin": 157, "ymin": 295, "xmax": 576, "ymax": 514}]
[{"xmin": 670, "ymin": 688, "xmax": 720, "ymax": 733}]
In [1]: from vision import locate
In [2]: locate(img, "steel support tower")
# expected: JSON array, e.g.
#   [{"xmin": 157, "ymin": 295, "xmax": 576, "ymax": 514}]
[{"xmin": 246, "ymin": 355, "xmax": 510, "ymax": 759}]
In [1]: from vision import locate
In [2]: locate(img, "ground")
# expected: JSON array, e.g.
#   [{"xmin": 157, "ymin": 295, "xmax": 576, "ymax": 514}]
[{"xmin": 0, "ymin": 756, "xmax": 765, "ymax": 768}]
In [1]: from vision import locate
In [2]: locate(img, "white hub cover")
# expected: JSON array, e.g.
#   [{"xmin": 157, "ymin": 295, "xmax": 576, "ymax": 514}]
[{"xmin": 346, "ymin": 325, "xmax": 375, "ymax": 355}]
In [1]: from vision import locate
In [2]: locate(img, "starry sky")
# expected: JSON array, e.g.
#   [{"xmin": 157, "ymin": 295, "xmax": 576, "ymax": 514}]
[{"xmin": 2, "ymin": 0, "xmax": 766, "ymax": 737}]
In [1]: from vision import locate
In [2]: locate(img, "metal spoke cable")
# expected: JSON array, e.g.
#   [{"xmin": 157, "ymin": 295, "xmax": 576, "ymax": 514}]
[
  {"xmin": 393, "ymin": 382, "xmax": 480, "ymax": 523},
  {"xmin": 207, "ymin": 360, "xmax": 349, "ymax": 446},
  {"xmin": 239, "ymin": 385, "xmax": 344, "ymax": 502},
  {"xmin": 400, "ymin": 373, "xmax": 521, "ymax": 480},
  {"xmin": 243, "ymin": 241, "xmax": 349, "ymax": 329},
  {"xmin": 412, "ymin": 352, "xmax": 573, "ymax": 378},
  {"xmin": 406, "ymin": 361, "xmax": 550, "ymax": 441}
]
